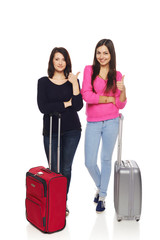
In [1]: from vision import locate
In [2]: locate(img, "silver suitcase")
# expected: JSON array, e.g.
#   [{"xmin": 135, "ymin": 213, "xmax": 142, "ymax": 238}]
[{"xmin": 114, "ymin": 114, "xmax": 142, "ymax": 221}]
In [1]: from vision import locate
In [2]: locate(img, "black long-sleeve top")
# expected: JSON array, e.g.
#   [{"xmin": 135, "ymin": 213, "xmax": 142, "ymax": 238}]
[{"xmin": 37, "ymin": 76, "xmax": 83, "ymax": 136}]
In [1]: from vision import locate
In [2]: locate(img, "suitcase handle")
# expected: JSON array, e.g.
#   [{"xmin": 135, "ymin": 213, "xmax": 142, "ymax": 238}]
[
  {"xmin": 117, "ymin": 114, "xmax": 124, "ymax": 165},
  {"xmin": 49, "ymin": 113, "xmax": 61, "ymax": 173},
  {"xmin": 40, "ymin": 168, "xmax": 57, "ymax": 175},
  {"xmin": 41, "ymin": 168, "xmax": 52, "ymax": 174}
]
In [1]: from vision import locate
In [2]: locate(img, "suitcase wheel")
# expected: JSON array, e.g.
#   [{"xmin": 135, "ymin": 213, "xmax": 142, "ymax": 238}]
[{"xmin": 117, "ymin": 217, "xmax": 140, "ymax": 222}]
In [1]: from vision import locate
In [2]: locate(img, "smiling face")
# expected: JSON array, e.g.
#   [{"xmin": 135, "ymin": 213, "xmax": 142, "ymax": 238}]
[
  {"xmin": 96, "ymin": 45, "xmax": 111, "ymax": 67},
  {"xmin": 53, "ymin": 52, "xmax": 66, "ymax": 73}
]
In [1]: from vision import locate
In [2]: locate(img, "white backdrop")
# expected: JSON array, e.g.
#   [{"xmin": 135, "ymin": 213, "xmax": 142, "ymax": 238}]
[{"xmin": 0, "ymin": 0, "xmax": 160, "ymax": 239}]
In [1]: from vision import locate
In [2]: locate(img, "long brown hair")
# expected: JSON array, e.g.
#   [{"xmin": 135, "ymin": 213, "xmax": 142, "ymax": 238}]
[
  {"xmin": 91, "ymin": 39, "xmax": 117, "ymax": 93},
  {"xmin": 48, "ymin": 47, "xmax": 72, "ymax": 78}
]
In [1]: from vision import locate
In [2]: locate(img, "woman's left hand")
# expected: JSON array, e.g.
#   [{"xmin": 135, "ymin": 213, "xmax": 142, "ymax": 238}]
[
  {"xmin": 68, "ymin": 72, "xmax": 80, "ymax": 85},
  {"xmin": 117, "ymin": 75, "xmax": 125, "ymax": 92}
]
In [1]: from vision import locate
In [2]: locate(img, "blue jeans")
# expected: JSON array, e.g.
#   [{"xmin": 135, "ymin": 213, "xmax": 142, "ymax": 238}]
[
  {"xmin": 85, "ymin": 118, "xmax": 119, "ymax": 198},
  {"xmin": 44, "ymin": 130, "xmax": 81, "ymax": 195}
]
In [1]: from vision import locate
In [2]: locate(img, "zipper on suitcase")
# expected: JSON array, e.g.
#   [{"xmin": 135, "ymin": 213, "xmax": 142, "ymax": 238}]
[{"xmin": 26, "ymin": 172, "xmax": 47, "ymax": 197}]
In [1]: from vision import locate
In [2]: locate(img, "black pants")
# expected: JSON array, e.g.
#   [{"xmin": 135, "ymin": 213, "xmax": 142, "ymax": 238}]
[{"xmin": 44, "ymin": 130, "xmax": 81, "ymax": 196}]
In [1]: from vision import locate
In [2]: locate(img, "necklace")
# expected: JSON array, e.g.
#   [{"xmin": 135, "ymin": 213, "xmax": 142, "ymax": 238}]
[{"xmin": 98, "ymin": 74, "xmax": 107, "ymax": 80}]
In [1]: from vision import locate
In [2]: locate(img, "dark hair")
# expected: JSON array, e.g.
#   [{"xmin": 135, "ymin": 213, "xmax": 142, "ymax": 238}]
[
  {"xmin": 91, "ymin": 39, "xmax": 117, "ymax": 93},
  {"xmin": 48, "ymin": 47, "xmax": 72, "ymax": 78}
]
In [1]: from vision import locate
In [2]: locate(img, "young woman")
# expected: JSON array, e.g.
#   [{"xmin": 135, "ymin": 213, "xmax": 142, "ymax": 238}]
[
  {"xmin": 37, "ymin": 47, "xmax": 83, "ymax": 215},
  {"xmin": 81, "ymin": 39, "xmax": 127, "ymax": 213}
]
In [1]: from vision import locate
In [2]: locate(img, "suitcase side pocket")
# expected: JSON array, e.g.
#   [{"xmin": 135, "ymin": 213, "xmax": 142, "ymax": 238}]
[
  {"xmin": 26, "ymin": 196, "xmax": 46, "ymax": 231},
  {"xmin": 26, "ymin": 174, "xmax": 47, "ymax": 231}
]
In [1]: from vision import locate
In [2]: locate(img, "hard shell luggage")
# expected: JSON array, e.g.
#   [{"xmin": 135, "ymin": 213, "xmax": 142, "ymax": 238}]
[
  {"xmin": 25, "ymin": 113, "xmax": 67, "ymax": 233},
  {"xmin": 114, "ymin": 114, "xmax": 142, "ymax": 221}
]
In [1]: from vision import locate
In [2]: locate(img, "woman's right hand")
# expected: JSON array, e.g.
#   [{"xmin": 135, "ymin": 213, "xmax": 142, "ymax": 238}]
[
  {"xmin": 64, "ymin": 98, "xmax": 72, "ymax": 108},
  {"xmin": 107, "ymin": 96, "xmax": 115, "ymax": 104},
  {"xmin": 99, "ymin": 96, "xmax": 115, "ymax": 104}
]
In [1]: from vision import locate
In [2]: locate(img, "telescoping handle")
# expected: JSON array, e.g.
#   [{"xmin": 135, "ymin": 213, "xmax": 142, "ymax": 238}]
[
  {"xmin": 49, "ymin": 113, "xmax": 61, "ymax": 173},
  {"xmin": 117, "ymin": 113, "xmax": 124, "ymax": 165}
]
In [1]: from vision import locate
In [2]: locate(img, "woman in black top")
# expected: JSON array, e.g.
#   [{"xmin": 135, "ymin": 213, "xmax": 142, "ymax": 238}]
[{"xmin": 37, "ymin": 47, "xmax": 83, "ymax": 215}]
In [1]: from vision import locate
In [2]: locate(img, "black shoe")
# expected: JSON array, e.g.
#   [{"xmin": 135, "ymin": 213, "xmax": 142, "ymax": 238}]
[
  {"xmin": 66, "ymin": 206, "xmax": 69, "ymax": 216},
  {"xmin": 94, "ymin": 194, "xmax": 99, "ymax": 203},
  {"xmin": 96, "ymin": 200, "xmax": 105, "ymax": 213}
]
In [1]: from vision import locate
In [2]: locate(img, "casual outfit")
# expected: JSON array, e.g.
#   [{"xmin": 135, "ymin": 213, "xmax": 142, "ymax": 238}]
[
  {"xmin": 81, "ymin": 65, "xmax": 127, "ymax": 212},
  {"xmin": 37, "ymin": 76, "xmax": 83, "ymax": 196}
]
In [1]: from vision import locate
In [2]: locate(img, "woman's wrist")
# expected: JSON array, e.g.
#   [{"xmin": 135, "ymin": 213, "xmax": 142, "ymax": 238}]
[
  {"xmin": 72, "ymin": 81, "xmax": 80, "ymax": 95},
  {"xmin": 119, "ymin": 87, "xmax": 126, "ymax": 102}
]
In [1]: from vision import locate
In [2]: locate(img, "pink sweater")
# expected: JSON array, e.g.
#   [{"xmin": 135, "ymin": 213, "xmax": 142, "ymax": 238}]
[{"xmin": 81, "ymin": 65, "xmax": 127, "ymax": 122}]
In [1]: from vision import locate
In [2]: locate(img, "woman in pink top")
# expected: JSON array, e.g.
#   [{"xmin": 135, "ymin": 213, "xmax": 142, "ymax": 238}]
[{"xmin": 81, "ymin": 39, "xmax": 127, "ymax": 213}]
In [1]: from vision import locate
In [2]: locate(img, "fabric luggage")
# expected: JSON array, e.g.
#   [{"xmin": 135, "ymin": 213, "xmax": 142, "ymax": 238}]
[
  {"xmin": 114, "ymin": 114, "xmax": 142, "ymax": 221},
  {"xmin": 25, "ymin": 113, "xmax": 67, "ymax": 233}
]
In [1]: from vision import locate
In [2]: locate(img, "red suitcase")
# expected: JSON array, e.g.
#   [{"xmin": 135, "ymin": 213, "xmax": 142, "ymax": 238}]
[{"xmin": 25, "ymin": 114, "xmax": 67, "ymax": 233}]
